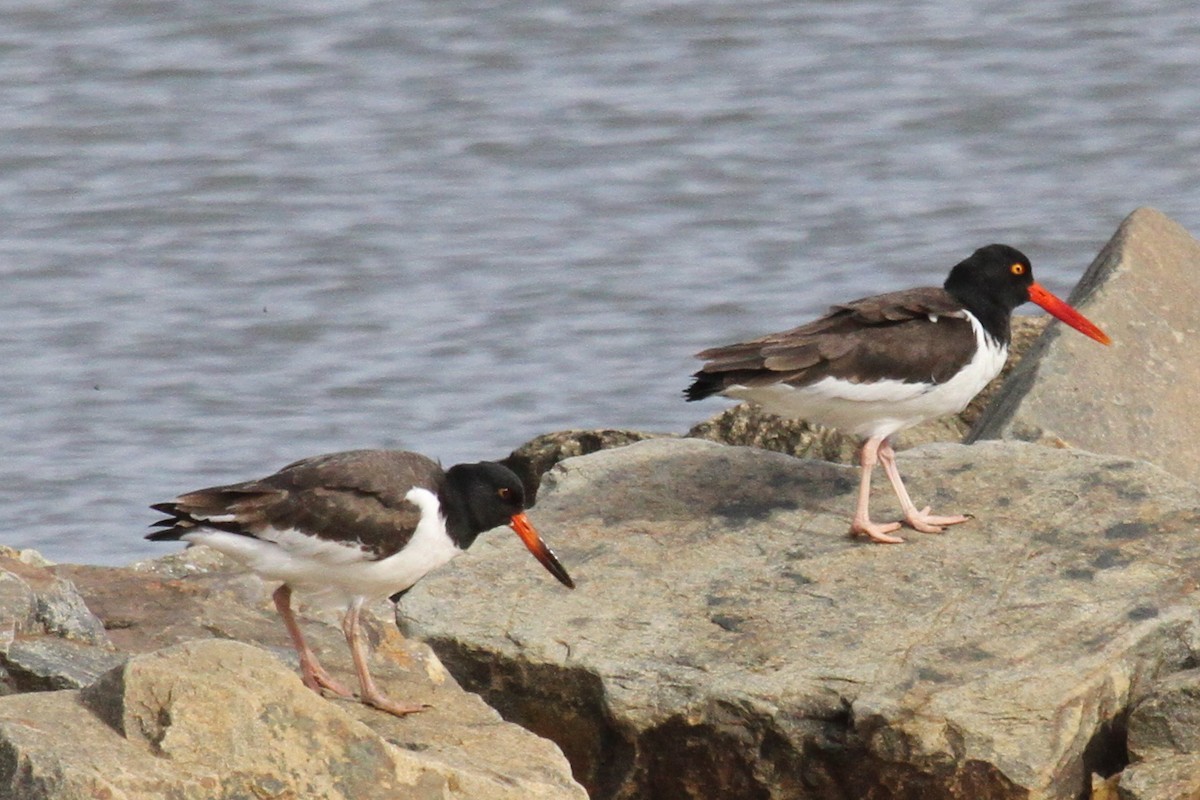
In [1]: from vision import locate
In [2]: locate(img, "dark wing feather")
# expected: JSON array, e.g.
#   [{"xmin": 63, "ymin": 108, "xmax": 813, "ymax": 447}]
[
  {"xmin": 687, "ymin": 287, "xmax": 977, "ymax": 398},
  {"xmin": 148, "ymin": 450, "xmax": 444, "ymax": 560}
]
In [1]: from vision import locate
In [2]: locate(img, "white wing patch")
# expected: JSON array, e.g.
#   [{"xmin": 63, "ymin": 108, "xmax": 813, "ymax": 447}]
[{"xmin": 190, "ymin": 512, "xmax": 237, "ymax": 523}]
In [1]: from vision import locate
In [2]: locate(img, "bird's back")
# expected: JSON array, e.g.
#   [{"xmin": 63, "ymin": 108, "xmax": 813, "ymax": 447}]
[
  {"xmin": 149, "ymin": 450, "xmax": 446, "ymax": 562},
  {"xmin": 687, "ymin": 287, "xmax": 978, "ymax": 400}
]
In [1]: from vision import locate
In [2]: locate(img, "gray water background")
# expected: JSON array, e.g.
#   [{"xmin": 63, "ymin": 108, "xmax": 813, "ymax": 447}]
[{"xmin": 3, "ymin": 0, "xmax": 1198, "ymax": 565}]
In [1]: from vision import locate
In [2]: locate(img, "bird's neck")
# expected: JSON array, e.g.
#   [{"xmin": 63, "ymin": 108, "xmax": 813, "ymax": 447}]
[
  {"xmin": 947, "ymin": 288, "xmax": 1013, "ymax": 346},
  {"xmin": 437, "ymin": 486, "xmax": 485, "ymax": 550}
]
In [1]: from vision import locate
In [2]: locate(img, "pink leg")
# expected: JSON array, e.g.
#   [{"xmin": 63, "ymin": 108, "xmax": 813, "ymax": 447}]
[
  {"xmin": 272, "ymin": 584, "xmax": 353, "ymax": 698},
  {"xmin": 849, "ymin": 436, "xmax": 905, "ymax": 543},
  {"xmin": 877, "ymin": 441, "xmax": 969, "ymax": 533},
  {"xmin": 342, "ymin": 597, "xmax": 428, "ymax": 717}
]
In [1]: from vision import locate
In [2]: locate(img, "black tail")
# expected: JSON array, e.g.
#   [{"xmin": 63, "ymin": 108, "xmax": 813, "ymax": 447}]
[
  {"xmin": 146, "ymin": 502, "xmax": 194, "ymax": 541},
  {"xmin": 684, "ymin": 370, "xmax": 723, "ymax": 402}
]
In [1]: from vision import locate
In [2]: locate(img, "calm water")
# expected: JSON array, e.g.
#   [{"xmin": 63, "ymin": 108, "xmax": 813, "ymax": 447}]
[{"xmin": 2, "ymin": 0, "xmax": 1198, "ymax": 565}]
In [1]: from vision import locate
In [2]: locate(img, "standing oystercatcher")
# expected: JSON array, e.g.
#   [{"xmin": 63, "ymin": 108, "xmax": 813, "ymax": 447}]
[
  {"xmin": 685, "ymin": 244, "xmax": 1110, "ymax": 543},
  {"xmin": 149, "ymin": 449, "xmax": 574, "ymax": 716}
]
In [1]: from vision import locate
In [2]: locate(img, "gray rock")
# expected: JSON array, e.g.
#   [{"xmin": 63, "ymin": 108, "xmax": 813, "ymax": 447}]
[
  {"xmin": 1117, "ymin": 754, "xmax": 1200, "ymax": 800},
  {"xmin": 30, "ymin": 580, "xmax": 109, "ymax": 645},
  {"xmin": 501, "ymin": 428, "xmax": 668, "ymax": 504},
  {"xmin": 1127, "ymin": 668, "xmax": 1200, "ymax": 760},
  {"xmin": 971, "ymin": 207, "xmax": 1200, "ymax": 485},
  {"xmin": 686, "ymin": 402, "xmax": 861, "ymax": 463},
  {"xmin": 0, "ymin": 571, "xmax": 35, "ymax": 645},
  {"xmin": 2, "ymin": 638, "xmax": 125, "ymax": 691},
  {"xmin": 401, "ymin": 438, "xmax": 1200, "ymax": 800},
  {"xmin": 0, "ymin": 555, "xmax": 117, "ymax": 695},
  {"xmin": 0, "ymin": 547, "xmax": 53, "ymax": 568},
  {"xmin": 0, "ymin": 556, "xmax": 110, "ymax": 647},
  {"xmin": 1120, "ymin": 667, "xmax": 1200, "ymax": 799}
]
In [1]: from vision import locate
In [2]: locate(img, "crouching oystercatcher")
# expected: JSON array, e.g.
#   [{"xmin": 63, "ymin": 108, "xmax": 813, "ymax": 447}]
[
  {"xmin": 149, "ymin": 450, "xmax": 574, "ymax": 716},
  {"xmin": 685, "ymin": 244, "xmax": 1110, "ymax": 543}
]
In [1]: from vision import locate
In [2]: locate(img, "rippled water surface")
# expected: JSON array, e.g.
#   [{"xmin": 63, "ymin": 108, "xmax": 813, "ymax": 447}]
[{"xmin": 3, "ymin": 0, "xmax": 1198, "ymax": 564}]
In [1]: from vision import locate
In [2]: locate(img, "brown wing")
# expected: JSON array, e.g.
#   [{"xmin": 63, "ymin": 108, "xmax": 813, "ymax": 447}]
[
  {"xmin": 688, "ymin": 287, "xmax": 978, "ymax": 396},
  {"xmin": 159, "ymin": 450, "xmax": 444, "ymax": 560}
]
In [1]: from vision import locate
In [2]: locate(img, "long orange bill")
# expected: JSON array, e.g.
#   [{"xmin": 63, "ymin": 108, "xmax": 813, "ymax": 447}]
[
  {"xmin": 509, "ymin": 513, "xmax": 575, "ymax": 589},
  {"xmin": 1027, "ymin": 283, "xmax": 1111, "ymax": 345}
]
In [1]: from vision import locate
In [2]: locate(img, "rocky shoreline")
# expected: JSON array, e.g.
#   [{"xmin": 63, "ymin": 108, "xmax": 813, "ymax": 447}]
[
  {"xmin": 2, "ymin": 208, "xmax": 1199, "ymax": 799},
  {"xmin": 0, "ymin": 545, "xmax": 587, "ymax": 799}
]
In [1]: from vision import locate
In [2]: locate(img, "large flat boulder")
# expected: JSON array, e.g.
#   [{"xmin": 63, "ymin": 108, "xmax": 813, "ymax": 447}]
[
  {"xmin": 971, "ymin": 208, "xmax": 1200, "ymax": 484},
  {"xmin": 400, "ymin": 438, "xmax": 1200, "ymax": 799}
]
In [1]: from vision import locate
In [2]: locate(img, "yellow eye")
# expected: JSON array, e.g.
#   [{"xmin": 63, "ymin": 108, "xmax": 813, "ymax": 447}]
[
  {"xmin": 497, "ymin": 487, "xmax": 512, "ymax": 501},
  {"xmin": 1010, "ymin": 263, "xmax": 1027, "ymax": 276}
]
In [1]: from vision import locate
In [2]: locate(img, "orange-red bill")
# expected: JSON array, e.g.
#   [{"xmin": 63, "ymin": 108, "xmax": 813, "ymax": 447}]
[
  {"xmin": 509, "ymin": 513, "xmax": 575, "ymax": 589},
  {"xmin": 1027, "ymin": 283, "xmax": 1111, "ymax": 345}
]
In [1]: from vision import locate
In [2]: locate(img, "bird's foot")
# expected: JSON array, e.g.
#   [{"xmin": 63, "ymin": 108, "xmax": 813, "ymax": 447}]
[
  {"xmin": 850, "ymin": 518, "xmax": 906, "ymax": 544},
  {"xmin": 904, "ymin": 507, "xmax": 970, "ymax": 534},
  {"xmin": 301, "ymin": 664, "xmax": 355, "ymax": 699},
  {"xmin": 360, "ymin": 688, "xmax": 431, "ymax": 717}
]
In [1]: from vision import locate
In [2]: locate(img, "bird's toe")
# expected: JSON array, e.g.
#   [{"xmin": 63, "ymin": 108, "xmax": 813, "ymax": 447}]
[
  {"xmin": 850, "ymin": 519, "xmax": 906, "ymax": 544},
  {"xmin": 906, "ymin": 507, "xmax": 970, "ymax": 533}
]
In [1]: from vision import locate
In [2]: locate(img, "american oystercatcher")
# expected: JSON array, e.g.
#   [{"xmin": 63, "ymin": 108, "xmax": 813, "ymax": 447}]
[
  {"xmin": 685, "ymin": 244, "xmax": 1110, "ymax": 543},
  {"xmin": 149, "ymin": 449, "xmax": 574, "ymax": 716}
]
